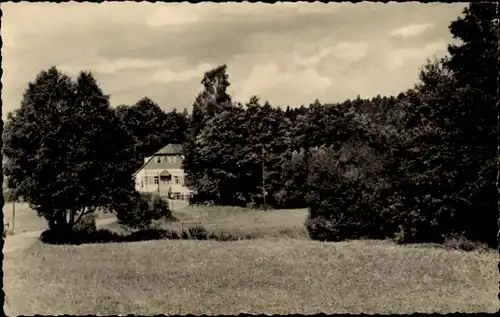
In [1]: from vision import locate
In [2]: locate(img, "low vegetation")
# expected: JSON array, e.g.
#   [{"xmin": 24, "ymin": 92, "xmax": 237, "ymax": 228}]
[
  {"xmin": 113, "ymin": 192, "xmax": 172, "ymax": 230},
  {"xmin": 38, "ymin": 204, "xmax": 490, "ymax": 253},
  {"xmin": 40, "ymin": 205, "xmax": 308, "ymax": 245},
  {"xmin": 4, "ymin": 237, "xmax": 496, "ymax": 315},
  {"xmin": 4, "ymin": 203, "xmax": 495, "ymax": 315}
]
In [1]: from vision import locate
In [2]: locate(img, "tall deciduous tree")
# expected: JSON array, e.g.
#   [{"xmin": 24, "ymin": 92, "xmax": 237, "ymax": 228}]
[
  {"xmin": 196, "ymin": 105, "xmax": 247, "ymax": 206},
  {"xmin": 392, "ymin": 3, "xmax": 498, "ymax": 245},
  {"xmin": 184, "ymin": 65, "xmax": 233, "ymax": 201},
  {"xmin": 445, "ymin": 3, "xmax": 498, "ymax": 245},
  {"xmin": 3, "ymin": 67, "xmax": 136, "ymax": 232},
  {"xmin": 115, "ymin": 98, "xmax": 188, "ymax": 171}
]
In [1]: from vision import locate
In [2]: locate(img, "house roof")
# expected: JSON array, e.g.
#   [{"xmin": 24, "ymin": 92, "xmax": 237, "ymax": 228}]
[
  {"xmin": 155, "ymin": 144, "xmax": 183, "ymax": 155},
  {"xmin": 133, "ymin": 144, "xmax": 184, "ymax": 176}
]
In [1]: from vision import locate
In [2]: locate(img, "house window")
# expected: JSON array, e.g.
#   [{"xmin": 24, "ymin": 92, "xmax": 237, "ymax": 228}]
[
  {"xmin": 141, "ymin": 181, "xmax": 144, "ymax": 189},
  {"xmin": 167, "ymin": 156, "xmax": 176, "ymax": 164},
  {"xmin": 154, "ymin": 176, "xmax": 159, "ymax": 184},
  {"xmin": 157, "ymin": 156, "xmax": 162, "ymax": 163},
  {"xmin": 174, "ymin": 176, "xmax": 179, "ymax": 184},
  {"xmin": 144, "ymin": 176, "xmax": 149, "ymax": 184}
]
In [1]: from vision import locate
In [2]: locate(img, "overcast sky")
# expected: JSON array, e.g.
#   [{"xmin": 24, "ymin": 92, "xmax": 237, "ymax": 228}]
[{"xmin": 2, "ymin": 2, "xmax": 467, "ymax": 118}]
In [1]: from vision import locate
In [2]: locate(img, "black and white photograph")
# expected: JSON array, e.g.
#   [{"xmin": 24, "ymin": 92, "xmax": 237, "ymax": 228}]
[{"xmin": 1, "ymin": 1, "xmax": 498, "ymax": 315}]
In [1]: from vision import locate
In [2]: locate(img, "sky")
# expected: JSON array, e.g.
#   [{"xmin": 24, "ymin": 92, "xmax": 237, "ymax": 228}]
[{"xmin": 2, "ymin": 2, "xmax": 467, "ymax": 118}]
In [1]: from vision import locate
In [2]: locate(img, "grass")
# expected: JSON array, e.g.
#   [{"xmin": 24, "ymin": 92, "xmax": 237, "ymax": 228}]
[
  {"xmin": 104, "ymin": 205, "xmax": 310, "ymax": 240},
  {"xmin": 3, "ymin": 204, "xmax": 497, "ymax": 314},
  {"xmin": 4, "ymin": 238, "xmax": 496, "ymax": 315}
]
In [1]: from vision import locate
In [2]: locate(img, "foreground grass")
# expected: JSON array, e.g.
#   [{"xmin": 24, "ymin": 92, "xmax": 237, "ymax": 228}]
[
  {"xmin": 5, "ymin": 204, "xmax": 496, "ymax": 314},
  {"xmin": 4, "ymin": 238, "xmax": 496, "ymax": 315}
]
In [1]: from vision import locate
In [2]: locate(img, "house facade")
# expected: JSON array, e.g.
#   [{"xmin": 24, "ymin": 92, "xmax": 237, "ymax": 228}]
[{"xmin": 133, "ymin": 144, "xmax": 193, "ymax": 200}]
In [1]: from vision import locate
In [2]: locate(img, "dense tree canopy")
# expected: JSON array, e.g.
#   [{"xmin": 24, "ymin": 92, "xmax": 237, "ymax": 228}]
[
  {"xmin": 3, "ymin": 3, "xmax": 495, "ymax": 247},
  {"xmin": 179, "ymin": 3, "xmax": 497, "ymax": 247},
  {"xmin": 115, "ymin": 98, "xmax": 189, "ymax": 171},
  {"xmin": 3, "ymin": 67, "xmax": 136, "ymax": 232}
]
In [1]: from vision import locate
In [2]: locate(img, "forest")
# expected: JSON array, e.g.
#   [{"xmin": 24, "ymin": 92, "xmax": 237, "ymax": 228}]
[{"xmin": 3, "ymin": 3, "xmax": 498, "ymax": 247}]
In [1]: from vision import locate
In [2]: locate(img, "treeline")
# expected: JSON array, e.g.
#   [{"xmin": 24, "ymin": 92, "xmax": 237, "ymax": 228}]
[
  {"xmin": 2, "ymin": 3, "xmax": 496, "ymax": 247},
  {"xmin": 182, "ymin": 3, "xmax": 498, "ymax": 246}
]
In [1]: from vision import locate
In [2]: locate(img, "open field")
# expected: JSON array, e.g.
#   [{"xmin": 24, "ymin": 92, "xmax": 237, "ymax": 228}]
[
  {"xmin": 103, "ymin": 205, "xmax": 309, "ymax": 239},
  {"xmin": 3, "ymin": 204, "xmax": 497, "ymax": 315},
  {"xmin": 4, "ymin": 237, "xmax": 496, "ymax": 315}
]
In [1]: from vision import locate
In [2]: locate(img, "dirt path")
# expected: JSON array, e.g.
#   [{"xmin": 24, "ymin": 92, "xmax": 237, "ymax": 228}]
[{"xmin": 3, "ymin": 217, "xmax": 118, "ymax": 253}]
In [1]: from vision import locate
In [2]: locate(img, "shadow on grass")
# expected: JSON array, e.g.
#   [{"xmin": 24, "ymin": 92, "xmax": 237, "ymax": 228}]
[{"xmin": 40, "ymin": 225, "xmax": 253, "ymax": 245}]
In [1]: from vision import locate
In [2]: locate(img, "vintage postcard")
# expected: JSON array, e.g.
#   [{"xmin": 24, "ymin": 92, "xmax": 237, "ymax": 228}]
[{"xmin": 1, "ymin": 1, "xmax": 497, "ymax": 315}]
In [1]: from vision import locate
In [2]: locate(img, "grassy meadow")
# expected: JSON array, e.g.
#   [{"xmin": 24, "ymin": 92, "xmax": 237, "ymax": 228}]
[
  {"xmin": 102, "ymin": 205, "xmax": 310, "ymax": 240},
  {"xmin": 3, "ymin": 204, "xmax": 498, "ymax": 315}
]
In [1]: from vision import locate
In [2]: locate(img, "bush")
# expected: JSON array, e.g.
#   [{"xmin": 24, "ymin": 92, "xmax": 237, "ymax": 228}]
[
  {"xmin": 442, "ymin": 233, "xmax": 491, "ymax": 253},
  {"xmin": 73, "ymin": 212, "xmax": 97, "ymax": 234},
  {"xmin": 188, "ymin": 225, "xmax": 209, "ymax": 240},
  {"xmin": 305, "ymin": 145, "xmax": 391, "ymax": 242},
  {"xmin": 304, "ymin": 214, "xmax": 340, "ymax": 241},
  {"xmin": 40, "ymin": 228, "xmax": 122, "ymax": 245},
  {"xmin": 115, "ymin": 192, "xmax": 172, "ymax": 229},
  {"xmin": 40, "ymin": 224, "xmax": 244, "ymax": 245},
  {"xmin": 126, "ymin": 229, "xmax": 166, "ymax": 241}
]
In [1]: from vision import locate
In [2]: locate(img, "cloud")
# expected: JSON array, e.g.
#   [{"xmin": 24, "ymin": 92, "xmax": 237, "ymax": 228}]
[
  {"xmin": 59, "ymin": 58, "xmax": 169, "ymax": 75},
  {"xmin": 333, "ymin": 42, "xmax": 369, "ymax": 62},
  {"xmin": 233, "ymin": 62, "xmax": 331, "ymax": 106},
  {"xmin": 284, "ymin": 2, "xmax": 351, "ymax": 14},
  {"xmin": 145, "ymin": 4, "xmax": 202, "ymax": 27},
  {"xmin": 149, "ymin": 63, "xmax": 214, "ymax": 84},
  {"xmin": 293, "ymin": 40, "xmax": 368, "ymax": 67},
  {"xmin": 294, "ymin": 47, "xmax": 334, "ymax": 67},
  {"xmin": 1, "ymin": 27, "xmax": 16, "ymax": 47},
  {"xmin": 1, "ymin": 2, "xmax": 467, "ymax": 119},
  {"xmin": 388, "ymin": 41, "xmax": 447, "ymax": 69},
  {"xmin": 390, "ymin": 23, "xmax": 434, "ymax": 39}
]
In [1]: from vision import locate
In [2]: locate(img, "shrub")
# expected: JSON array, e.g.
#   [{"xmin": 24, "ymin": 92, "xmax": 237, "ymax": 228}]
[
  {"xmin": 188, "ymin": 225, "xmax": 209, "ymax": 240},
  {"xmin": 304, "ymin": 214, "xmax": 340, "ymax": 241},
  {"xmin": 39, "ymin": 222, "xmax": 254, "ymax": 245},
  {"xmin": 126, "ymin": 229, "xmax": 166, "ymax": 241},
  {"xmin": 442, "ymin": 233, "xmax": 491, "ymax": 253},
  {"xmin": 40, "ymin": 228, "xmax": 123, "ymax": 245},
  {"xmin": 115, "ymin": 192, "xmax": 172, "ymax": 229},
  {"xmin": 305, "ymin": 145, "xmax": 391, "ymax": 242},
  {"xmin": 73, "ymin": 212, "xmax": 97, "ymax": 234}
]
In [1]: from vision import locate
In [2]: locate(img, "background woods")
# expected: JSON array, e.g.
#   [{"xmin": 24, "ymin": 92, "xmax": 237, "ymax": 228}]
[{"xmin": 2, "ymin": 3, "xmax": 498, "ymax": 248}]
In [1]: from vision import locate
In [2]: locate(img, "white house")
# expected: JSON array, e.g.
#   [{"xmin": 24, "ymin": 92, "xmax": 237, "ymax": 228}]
[{"xmin": 133, "ymin": 144, "xmax": 193, "ymax": 200}]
